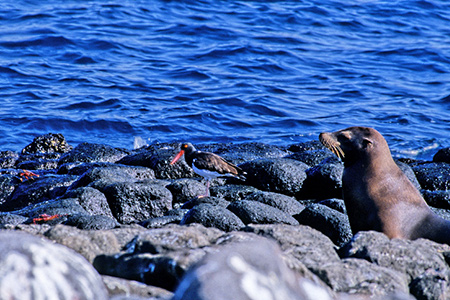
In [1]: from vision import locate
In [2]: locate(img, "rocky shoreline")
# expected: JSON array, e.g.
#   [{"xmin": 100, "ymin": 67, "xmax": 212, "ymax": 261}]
[{"xmin": 0, "ymin": 133, "xmax": 449, "ymax": 300}]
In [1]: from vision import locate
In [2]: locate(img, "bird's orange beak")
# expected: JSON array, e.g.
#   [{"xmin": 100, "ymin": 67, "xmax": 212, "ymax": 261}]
[{"xmin": 170, "ymin": 150, "xmax": 184, "ymax": 165}]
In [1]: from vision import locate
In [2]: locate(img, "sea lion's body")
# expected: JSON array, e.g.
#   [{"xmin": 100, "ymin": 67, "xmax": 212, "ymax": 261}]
[{"xmin": 320, "ymin": 126, "xmax": 450, "ymax": 245}]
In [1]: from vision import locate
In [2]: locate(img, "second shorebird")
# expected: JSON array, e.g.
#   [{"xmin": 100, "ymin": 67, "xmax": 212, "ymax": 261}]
[{"xmin": 170, "ymin": 143, "xmax": 246, "ymax": 197}]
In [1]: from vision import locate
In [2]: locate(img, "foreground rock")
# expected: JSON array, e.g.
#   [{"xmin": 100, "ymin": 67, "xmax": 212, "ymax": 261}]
[
  {"xmin": 0, "ymin": 230, "xmax": 108, "ymax": 300},
  {"xmin": 0, "ymin": 133, "xmax": 449, "ymax": 299}
]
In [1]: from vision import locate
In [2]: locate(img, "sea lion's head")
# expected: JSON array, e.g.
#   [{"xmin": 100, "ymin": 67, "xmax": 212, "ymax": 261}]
[{"xmin": 319, "ymin": 126, "xmax": 389, "ymax": 166}]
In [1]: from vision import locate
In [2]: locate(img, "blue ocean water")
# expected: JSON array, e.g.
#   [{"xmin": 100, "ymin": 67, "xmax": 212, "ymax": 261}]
[{"xmin": 0, "ymin": 0, "xmax": 449, "ymax": 160}]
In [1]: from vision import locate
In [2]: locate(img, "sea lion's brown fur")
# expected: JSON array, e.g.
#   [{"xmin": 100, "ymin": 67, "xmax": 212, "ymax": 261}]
[{"xmin": 320, "ymin": 126, "xmax": 450, "ymax": 245}]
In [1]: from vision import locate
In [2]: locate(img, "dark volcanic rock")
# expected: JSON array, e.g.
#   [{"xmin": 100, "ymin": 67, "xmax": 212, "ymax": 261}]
[
  {"xmin": 58, "ymin": 142, "xmax": 130, "ymax": 165},
  {"xmin": 422, "ymin": 190, "xmax": 450, "ymax": 209},
  {"xmin": 287, "ymin": 140, "xmax": 326, "ymax": 152},
  {"xmin": 0, "ymin": 150, "xmax": 18, "ymax": 168},
  {"xmin": 197, "ymin": 142, "xmax": 290, "ymax": 164},
  {"xmin": 434, "ymin": 147, "xmax": 450, "ymax": 163},
  {"xmin": 209, "ymin": 184, "xmax": 259, "ymax": 201},
  {"xmin": 172, "ymin": 238, "xmax": 335, "ymax": 300},
  {"xmin": 410, "ymin": 269, "xmax": 450, "ymax": 300},
  {"xmin": 302, "ymin": 157, "xmax": 343, "ymax": 200},
  {"xmin": 118, "ymin": 143, "xmax": 195, "ymax": 179},
  {"xmin": 1, "ymin": 174, "xmax": 79, "ymax": 211},
  {"xmin": 0, "ymin": 174, "xmax": 17, "ymax": 205},
  {"xmin": 318, "ymin": 198, "xmax": 346, "ymax": 214},
  {"xmin": 181, "ymin": 196, "xmax": 230, "ymax": 210},
  {"xmin": 167, "ymin": 178, "xmax": 206, "ymax": 204},
  {"xmin": 243, "ymin": 191, "xmax": 305, "ymax": 215},
  {"xmin": 65, "ymin": 214, "xmax": 119, "ymax": 230},
  {"xmin": 412, "ymin": 162, "xmax": 450, "ymax": 191},
  {"xmin": 0, "ymin": 212, "xmax": 28, "ymax": 225},
  {"xmin": 69, "ymin": 164, "xmax": 156, "ymax": 190},
  {"xmin": 21, "ymin": 133, "xmax": 73, "ymax": 154},
  {"xmin": 239, "ymin": 158, "xmax": 309, "ymax": 196},
  {"xmin": 103, "ymin": 180, "xmax": 172, "ymax": 224},
  {"xmin": 17, "ymin": 198, "xmax": 88, "ymax": 219},
  {"xmin": 295, "ymin": 203, "xmax": 352, "ymax": 247},
  {"xmin": 61, "ymin": 186, "xmax": 114, "ymax": 218},
  {"xmin": 0, "ymin": 230, "xmax": 108, "ymax": 300},
  {"xmin": 102, "ymin": 275, "xmax": 174, "ymax": 300},
  {"xmin": 287, "ymin": 149, "xmax": 335, "ymax": 166},
  {"xmin": 227, "ymin": 200, "xmax": 299, "ymax": 225},
  {"xmin": 180, "ymin": 203, "xmax": 245, "ymax": 231}
]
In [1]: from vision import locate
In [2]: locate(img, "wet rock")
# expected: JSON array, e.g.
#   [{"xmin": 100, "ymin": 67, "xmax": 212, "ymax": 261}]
[
  {"xmin": 181, "ymin": 196, "xmax": 230, "ymax": 210},
  {"xmin": 302, "ymin": 157, "xmax": 343, "ymax": 200},
  {"xmin": 1, "ymin": 175, "xmax": 79, "ymax": 211},
  {"xmin": 16, "ymin": 198, "xmax": 88, "ymax": 220},
  {"xmin": 21, "ymin": 133, "xmax": 73, "ymax": 154},
  {"xmin": 227, "ymin": 200, "xmax": 299, "ymax": 225},
  {"xmin": 209, "ymin": 184, "xmax": 259, "ymax": 201},
  {"xmin": 180, "ymin": 203, "xmax": 245, "ymax": 231},
  {"xmin": 102, "ymin": 275, "xmax": 173, "ymax": 300},
  {"xmin": 64, "ymin": 214, "xmax": 119, "ymax": 230},
  {"xmin": 340, "ymin": 231, "xmax": 450, "ymax": 282},
  {"xmin": 434, "ymin": 147, "xmax": 450, "ymax": 163},
  {"xmin": 16, "ymin": 158, "xmax": 59, "ymax": 170},
  {"xmin": 412, "ymin": 162, "xmax": 450, "ymax": 191},
  {"xmin": 295, "ymin": 203, "xmax": 352, "ymax": 247},
  {"xmin": 0, "ymin": 230, "xmax": 108, "ymax": 300},
  {"xmin": 422, "ymin": 190, "xmax": 450, "ymax": 209},
  {"xmin": 103, "ymin": 180, "xmax": 172, "ymax": 224},
  {"xmin": 61, "ymin": 186, "xmax": 114, "ymax": 218},
  {"xmin": 167, "ymin": 178, "xmax": 206, "ymax": 204},
  {"xmin": 287, "ymin": 140, "xmax": 326, "ymax": 152},
  {"xmin": 0, "ymin": 150, "xmax": 18, "ymax": 168},
  {"xmin": 239, "ymin": 158, "xmax": 309, "ymax": 196},
  {"xmin": 57, "ymin": 161, "xmax": 112, "ymax": 175},
  {"xmin": 243, "ymin": 191, "xmax": 305, "ymax": 215},
  {"xmin": 172, "ymin": 238, "xmax": 335, "ymax": 300},
  {"xmin": 315, "ymin": 258, "xmax": 409, "ymax": 297},
  {"xmin": 58, "ymin": 142, "xmax": 130, "ymax": 165}
]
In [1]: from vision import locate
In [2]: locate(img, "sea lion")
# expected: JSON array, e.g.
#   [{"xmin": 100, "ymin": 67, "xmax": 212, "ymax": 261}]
[{"xmin": 319, "ymin": 126, "xmax": 450, "ymax": 245}]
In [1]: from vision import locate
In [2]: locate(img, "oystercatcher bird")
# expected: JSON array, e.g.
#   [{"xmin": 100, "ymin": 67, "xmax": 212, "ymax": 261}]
[{"xmin": 170, "ymin": 143, "xmax": 246, "ymax": 197}]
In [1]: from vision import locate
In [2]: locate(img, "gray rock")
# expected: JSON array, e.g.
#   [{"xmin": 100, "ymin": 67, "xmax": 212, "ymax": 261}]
[
  {"xmin": 172, "ymin": 238, "xmax": 336, "ymax": 300},
  {"xmin": 227, "ymin": 200, "xmax": 299, "ymax": 225},
  {"xmin": 181, "ymin": 196, "xmax": 230, "ymax": 210},
  {"xmin": 0, "ymin": 212, "xmax": 28, "ymax": 225},
  {"xmin": 58, "ymin": 142, "xmax": 130, "ymax": 165},
  {"xmin": 102, "ymin": 275, "xmax": 173, "ymax": 300},
  {"xmin": 16, "ymin": 198, "xmax": 88, "ymax": 220},
  {"xmin": 315, "ymin": 258, "xmax": 409, "ymax": 297},
  {"xmin": 140, "ymin": 215, "xmax": 185, "ymax": 229},
  {"xmin": 239, "ymin": 158, "xmax": 309, "ymax": 196},
  {"xmin": 0, "ymin": 230, "xmax": 108, "ymax": 300},
  {"xmin": 180, "ymin": 203, "xmax": 245, "ymax": 231},
  {"xmin": 296, "ymin": 203, "xmax": 352, "ymax": 247},
  {"xmin": 340, "ymin": 231, "xmax": 450, "ymax": 282},
  {"xmin": 412, "ymin": 162, "xmax": 450, "ymax": 191},
  {"xmin": 409, "ymin": 269, "xmax": 450, "ymax": 300},
  {"xmin": 243, "ymin": 224, "xmax": 341, "ymax": 269},
  {"xmin": 103, "ymin": 180, "xmax": 172, "ymax": 224},
  {"xmin": 287, "ymin": 149, "xmax": 335, "ymax": 168},
  {"xmin": 0, "ymin": 174, "xmax": 17, "ymax": 205},
  {"xmin": 243, "ymin": 191, "xmax": 305, "ymax": 215},
  {"xmin": 0, "ymin": 150, "xmax": 18, "ymax": 168},
  {"xmin": 318, "ymin": 198, "xmax": 346, "ymax": 214}
]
